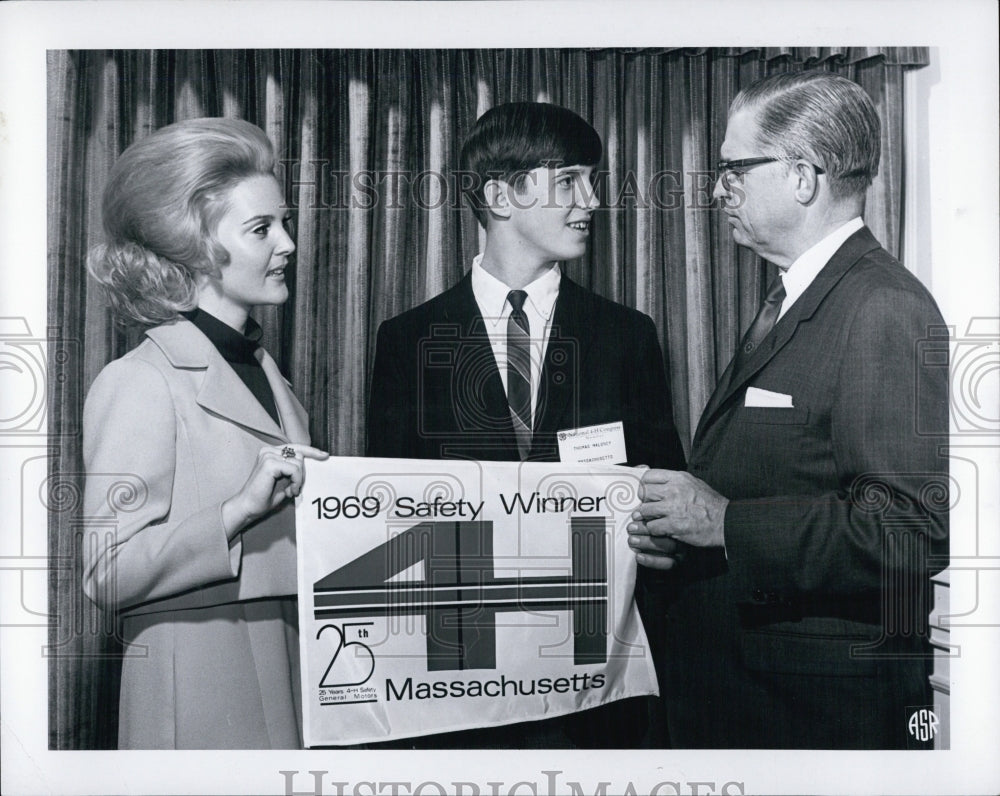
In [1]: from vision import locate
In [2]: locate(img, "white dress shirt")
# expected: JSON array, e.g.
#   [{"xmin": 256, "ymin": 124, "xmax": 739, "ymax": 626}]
[
  {"xmin": 778, "ymin": 216, "xmax": 864, "ymax": 320},
  {"xmin": 470, "ymin": 255, "xmax": 561, "ymax": 425}
]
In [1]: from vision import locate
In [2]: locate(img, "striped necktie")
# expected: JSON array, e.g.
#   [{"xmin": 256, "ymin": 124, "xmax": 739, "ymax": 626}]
[{"xmin": 506, "ymin": 289, "xmax": 532, "ymax": 460}]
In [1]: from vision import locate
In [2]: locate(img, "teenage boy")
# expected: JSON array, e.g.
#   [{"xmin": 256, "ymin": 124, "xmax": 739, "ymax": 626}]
[{"xmin": 367, "ymin": 102, "xmax": 685, "ymax": 748}]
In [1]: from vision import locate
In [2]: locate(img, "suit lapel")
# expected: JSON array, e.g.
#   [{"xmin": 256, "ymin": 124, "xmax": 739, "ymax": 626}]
[
  {"xmin": 438, "ymin": 272, "xmax": 597, "ymax": 456},
  {"xmin": 693, "ymin": 357, "xmax": 739, "ymax": 444},
  {"xmin": 441, "ymin": 272, "xmax": 596, "ymax": 456},
  {"xmin": 443, "ymin": 276, "xmax": 515, "ymax": 441},
  {"xmin": 693, "ymin": 227, "xmax": 882, "ymax": 448},
  {"xmin": 145, "ymin": 320, "xmax": 290, "ymax": 443},
  {"xmin": 532, "ymin": 275, "xmax": 597, "ymax": 444}
]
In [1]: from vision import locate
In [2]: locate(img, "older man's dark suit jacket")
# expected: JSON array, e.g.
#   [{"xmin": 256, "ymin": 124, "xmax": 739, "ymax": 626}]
[
  {"xmin": 366, "ymin": 271, "xmax": 686, "ymax": 748},
  {"xmin": 662, "ymin": 227, "xmax": 949, "ymax": 749}
]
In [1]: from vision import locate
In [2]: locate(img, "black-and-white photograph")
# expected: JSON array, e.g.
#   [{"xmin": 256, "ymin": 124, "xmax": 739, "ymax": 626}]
[{"xmin": 1, "ymin": 2, "xmax": 998, "ymax": 795}]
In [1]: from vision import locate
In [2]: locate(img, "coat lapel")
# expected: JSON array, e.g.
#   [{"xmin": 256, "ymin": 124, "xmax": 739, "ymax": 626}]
[
  {"xmin": 442, "ymin": 276, "xmax": 515, "ymax": 441},
  {"xmin": 441, "ymin": 272, "xmax": 596, "ymax": 456},
  {"xmin": 438, "ymin": 272, "xmax": 597, "ymax": 456},
  {"xmin": 693, "ymin": 227, "xmax": 882, "ymax": 448},
  {"xmin": 532, "ymin": 275, "xmax": 597, "ymax": 444},
  {"xmin": 145, "ymin": 320, "xmax": 293, "ymax": 443},
  {"xmin": 258, "ymin": 350, "xmax": 311, "ymax": 444}
]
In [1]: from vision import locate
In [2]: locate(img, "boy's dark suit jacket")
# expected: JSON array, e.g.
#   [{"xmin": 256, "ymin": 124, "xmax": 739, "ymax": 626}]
[
  {"xmin": 367, "ymin": 271, "xmax": 686, "ymax": 748},
  {"xmin": 368, "ymin": 272, "xmax": 685, "ymax": 468},
  {"xmin": 665, "ymin": 227, "xmax": 950, "ymax": 749}
]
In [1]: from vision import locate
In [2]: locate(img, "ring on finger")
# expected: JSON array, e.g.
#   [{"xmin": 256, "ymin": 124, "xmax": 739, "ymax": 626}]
[{"xmin": 281, "ymin": 446, "xmax": 296, "ymax": 460}]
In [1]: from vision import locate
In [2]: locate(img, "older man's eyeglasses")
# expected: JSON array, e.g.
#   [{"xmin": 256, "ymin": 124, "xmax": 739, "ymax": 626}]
[{"xmin": 716, "ymin": 157, "xmax": 826, "ymax": 190}]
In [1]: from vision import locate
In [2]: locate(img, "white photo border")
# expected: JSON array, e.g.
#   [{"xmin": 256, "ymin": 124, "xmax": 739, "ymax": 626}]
[{"xmin": 1, "ymin": 1, "xmax": 998, "ymax": 794}]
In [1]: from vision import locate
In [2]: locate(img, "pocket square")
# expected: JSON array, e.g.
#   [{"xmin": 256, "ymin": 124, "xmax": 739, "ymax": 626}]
[{"xmin": 745, "ymin": 386, "xmax": 794, "ymax": 408}]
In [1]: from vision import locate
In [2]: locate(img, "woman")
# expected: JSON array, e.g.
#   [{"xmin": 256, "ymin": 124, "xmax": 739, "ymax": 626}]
[{"xmin": 83, "ymin": 118, "xmax": 327, "ymax": 749}]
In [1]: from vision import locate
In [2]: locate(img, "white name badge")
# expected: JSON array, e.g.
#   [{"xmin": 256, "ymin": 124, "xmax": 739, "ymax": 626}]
[{"xmin": 557, "ymin": 421, "xmax": 627, "ymax": 465}]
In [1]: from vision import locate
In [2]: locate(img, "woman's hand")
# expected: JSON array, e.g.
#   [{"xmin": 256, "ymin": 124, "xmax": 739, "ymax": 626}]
[{"xmin": 221, "ymin": 444, "xmax": 330, "ymax": 537}]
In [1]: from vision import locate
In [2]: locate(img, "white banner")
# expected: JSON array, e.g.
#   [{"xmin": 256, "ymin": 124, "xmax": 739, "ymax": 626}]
[{"xmin": 295, "ymin": 457, "xmax": 658, "ymax": 746}]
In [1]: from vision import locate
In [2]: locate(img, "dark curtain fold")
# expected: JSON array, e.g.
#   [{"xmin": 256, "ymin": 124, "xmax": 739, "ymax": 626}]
[{"xmin": 47, "ymin": 46, "xmax": 928, "ymax": 749}]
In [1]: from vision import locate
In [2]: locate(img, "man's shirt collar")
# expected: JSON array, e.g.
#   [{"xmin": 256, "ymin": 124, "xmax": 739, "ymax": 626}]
[{"xmin": 779, "ymin": 216, "xmax": 864, "ymax": 317}]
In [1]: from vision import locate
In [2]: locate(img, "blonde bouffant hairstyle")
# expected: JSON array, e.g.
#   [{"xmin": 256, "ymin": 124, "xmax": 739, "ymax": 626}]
[{"xmin": 87, "ymin": 118, "xmax": 277, "ymax": 326}]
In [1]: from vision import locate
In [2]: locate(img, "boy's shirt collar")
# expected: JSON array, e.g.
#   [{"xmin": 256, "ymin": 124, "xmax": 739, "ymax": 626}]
[{"xmin": 470, "ymin": 254, "xmax": 561, "ymax": 326}]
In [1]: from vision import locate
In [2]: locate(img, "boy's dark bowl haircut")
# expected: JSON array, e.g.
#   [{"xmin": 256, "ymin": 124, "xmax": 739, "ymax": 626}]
[{"xmin": 459, "ymin": 102, "xmax": 602, "ymax": 227}]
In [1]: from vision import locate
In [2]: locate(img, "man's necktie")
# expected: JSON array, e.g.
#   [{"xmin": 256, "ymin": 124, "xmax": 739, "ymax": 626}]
[
  {"xmin": 506, "ymin": 289, "xmax": 532, "ymax": 460},
  {"xmin": 733, "ymin": 275, "xmax": 786, "ymax": 373}
]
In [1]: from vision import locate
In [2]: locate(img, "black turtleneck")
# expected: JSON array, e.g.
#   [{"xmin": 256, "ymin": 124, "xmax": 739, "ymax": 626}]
[{"xmin": 182, "ymin": 308, "xmax": 281, "ymax": 426}]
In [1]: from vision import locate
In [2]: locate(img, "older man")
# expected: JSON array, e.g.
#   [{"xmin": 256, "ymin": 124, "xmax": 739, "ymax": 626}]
[{"xmin": 629, "ymin": 72, "xmax": 949, "ymax": 749}]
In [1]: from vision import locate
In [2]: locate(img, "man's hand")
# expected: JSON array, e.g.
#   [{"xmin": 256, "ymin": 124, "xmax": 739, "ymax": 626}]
[{"xmin": 627, "ymin": 469, "xmax": 729, "ymax": 569}]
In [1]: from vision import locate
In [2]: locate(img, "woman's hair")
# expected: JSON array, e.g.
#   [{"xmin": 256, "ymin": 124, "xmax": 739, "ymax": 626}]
[{"xmin": 87, "ymin": 117, "xmax": 277, "ymax": 325}]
